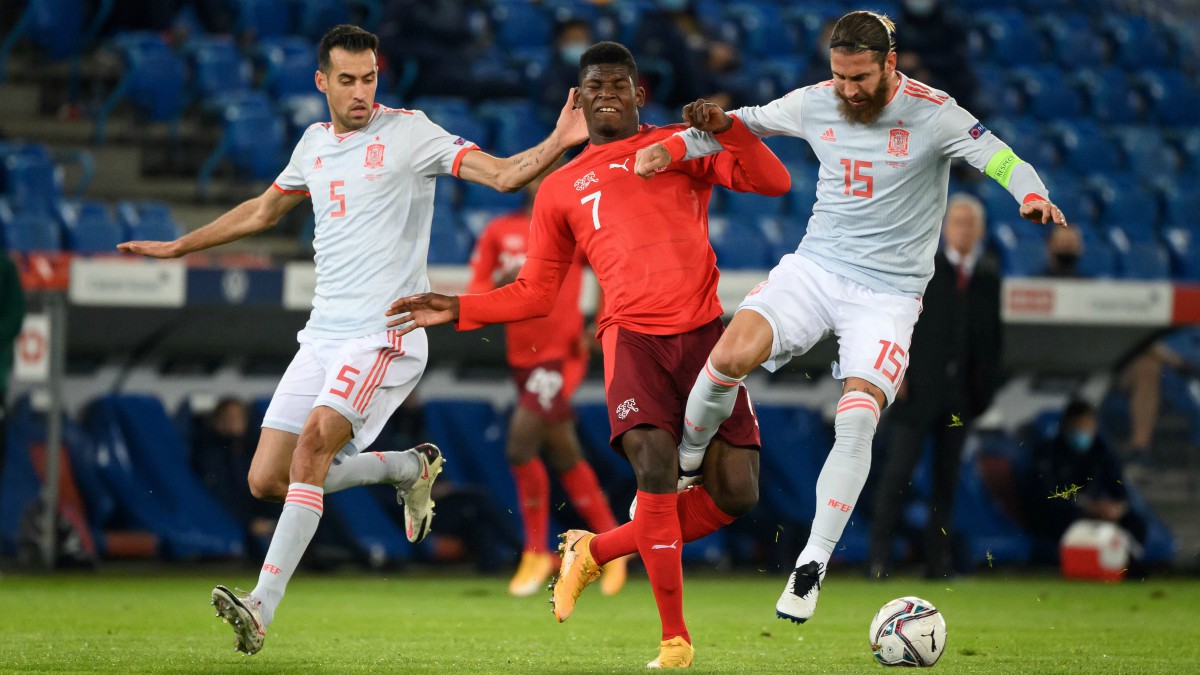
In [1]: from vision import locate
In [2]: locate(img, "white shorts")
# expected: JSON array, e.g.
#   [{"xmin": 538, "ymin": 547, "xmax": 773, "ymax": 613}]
[
  {"xmin": 737, "ymin": 253, "xmax": 922, "ymax": 405},
  {"xmin": 262, "ymin": 328, "xmax": 428, "ymax": 457}
]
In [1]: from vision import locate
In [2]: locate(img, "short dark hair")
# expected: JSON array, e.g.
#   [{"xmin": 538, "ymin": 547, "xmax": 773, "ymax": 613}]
[
  {"xmin": 1062, "ymin": 398, "xmax": 1096, "ymax": 423},
  {"xmin": 318, "ymin": 24, "xmax": 379, "ymax": 73},
  {"xmin": 578, "ymin": 41, "xmax": 638, "ymax": 83},
  {"xmin": 829, "ymin": 11, "xmax": 896, "ymax": 65}
]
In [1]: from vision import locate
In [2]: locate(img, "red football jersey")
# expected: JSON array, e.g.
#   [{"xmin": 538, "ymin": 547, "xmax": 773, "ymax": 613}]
[
  {"xmin": 458, "ymin": 118, "xmax": 790, "ymax": 337},
  {"xmin": 467, "ymin": 210, "xmax": 585, "ymax": 367}
]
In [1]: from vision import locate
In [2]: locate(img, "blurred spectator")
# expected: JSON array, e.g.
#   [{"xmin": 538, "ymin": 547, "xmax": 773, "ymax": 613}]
[
  {"xmin": 1117, "ymin": 327, "xmax": 1200, "ymax": 467},
  {"xmin": 869, "ymin": 194, "xmax": 1002, "ymax": 579},
  {"xmin": 0, "ymin": 253, "xmax": 25, "ymax": 488},
  {"xmin": 1023, "ymin": 399, "xmax": 1148, "ymax": 571},
  {"xmin": 378, "ymin": 0, "xmax": 511, "ymax": 101},
  {"xmin": 632, "ymin": 0, "xmax": 713, "ymax": 108},
  {"xmin": 1043, "ymin": 226, "xmax": 1084, "ymax": 277},
  {"xmin": 190, "ymin": 398, "xmax": 276, "ymax": 547},
  {"xmin": 895, "ymin": 0, "xmax": 977, "ymax": 111},
  {"xmin": 539, "ymin": 20, "xmax": 594, "ymax": 124}
]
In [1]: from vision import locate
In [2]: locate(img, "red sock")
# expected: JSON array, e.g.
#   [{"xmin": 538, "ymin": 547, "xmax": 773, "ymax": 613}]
[
  {"xmin": 590, "ymin": 486, "xmax": 736, "ymax": 564},
  {"xmin": 591, "ymin": 521, "xmax": 637, "ymax": 565},
  {"xmin": 511, "ymin": 458, "xmax": 550, "ymax": 553},
  {"xmin": 559, "ymin": 461, "xmax": 619, "ymax": 533},
  {"xmin": 635, "ymin": 491, "xmax": 689, "ymax": 643},
  {"xmin": 679, "ymin": 486, "xmax": 736, "ymax": 541}
]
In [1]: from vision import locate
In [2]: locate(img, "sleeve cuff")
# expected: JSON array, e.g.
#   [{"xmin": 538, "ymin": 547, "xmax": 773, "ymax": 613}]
[
  {"xmin": 1023, "ymin": 193, "xmax": 1048, "ymax": 204},
  {"xmin": 661, "ymin": 134, "xmax": 687, "ymax": 163},
  {"xmin": 452, "ymin": 145, "xmax": 481, "ymax": 178},
  {"xmin": 272, "ymin": 182, "xmax": 309, "ymax": 196},
  {"xmin": 455, "ymin": 294, "xmax": 485, "ymax": 331}
]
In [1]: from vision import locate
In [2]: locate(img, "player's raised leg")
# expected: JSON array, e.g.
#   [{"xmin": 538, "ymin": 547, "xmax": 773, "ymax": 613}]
[
  {"xmin": 776, "ymin": 377, "xmax": 881, "ymax": 624},
  {"xmin": 678, "ymin": 309, "xmax": 773, "ymax": 473}
]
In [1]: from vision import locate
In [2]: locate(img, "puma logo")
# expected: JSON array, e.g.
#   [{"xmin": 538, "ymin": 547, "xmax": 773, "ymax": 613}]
[
  {"xmin": 650, "ymin": 540, "xmax": 679, "ymax": 550},
  {"xmin": 923, "ymin": 628, "xmax": 938, "ymax": 652},
  {"xmin": 609, "ymin": 158, "xmax": 630, "ymax": 171}
]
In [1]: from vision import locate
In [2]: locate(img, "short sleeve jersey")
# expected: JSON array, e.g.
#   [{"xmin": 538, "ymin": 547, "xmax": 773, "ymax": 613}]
[
  {"xmin": 274, "ymin": 103, "xmax": 478, "ymax": 338},
  {"xmin": 680, "ymin": 73, "xmax": 1034, "ymax": 298},
  {"xmin": 468, "ymin": 211, "xmax": 586, "ymax": 367},
  {"xmin": 528, "ymin": 124, "xmax": 732, "ymax": 338}
]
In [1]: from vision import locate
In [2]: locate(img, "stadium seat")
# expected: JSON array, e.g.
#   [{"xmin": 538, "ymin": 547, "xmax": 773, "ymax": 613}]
[
  {"xmin": 1076, "ymin": 231, "xmax": 1118, "ymax": 278},
  {"xmin": 1138, "ymin": 69, "xmax": 1200, "ymax": 127},
  {"xmin": 952, "ymin": 449, "xmax": 1032, "ymax": 567},
  {"xmin": 1011, "ymin": 66, "xmax": 1083, "ymax": 121},
  {"xmin": 279, "ymin": 92, "xmax": 330, "ymax": 144},
  {"xmin": 257, "ymin": 36, "xmax": 315, "ymax": 99},
  {"xmin": 1103, "ymin": 14, "xmax": 1172, "ymax": 70},
  {"xmin": 3, "ymin": 153, "xmax": 60, "ymax": 214},
  {"xmin": 232, "ymin": 0, "xmax": 300, "ymax": 39},
  {"xmin": 991, "ymin": 220, "xmax": 1046, "ymax": 277},
  {"xmin": 720, "ymin": 187, "xmax": 782, "ymax": 219},
  {"xmin": 1038, "ymin": 13, "xmax": 1107, "ymax": 67},
  {"xmin": 427, "ymin": 209, "xmax": 474, "ymax": 265},
  {"xmin": 125, "ymin": 202, "xmax": 182, "ymax": 243},
  {"xmin": 197, "ymin": 92, "xmax": 287, "ymax": 197},
  {"xmin": 974, "ymin": 10, "xmax": 1044, "ymax": 67},
  {"xmin": 1075, "ymin": 68, "xmax": 1144, "ymax": 125},
  {"xmin": 61, "ymin": 200, "xmax": 123, "ymax": 254},
  {"xmin": 491, "ymin": 2, "xmax": 553, "ymax": 52},
  {"xmin": 1163, "ymin": 225, "xmax": 1200, "ymax": 280},
  {"xmin": 726, "ymin": 2, "xmax": 798, "ymax": 58},
  {"xmin": 95, "ymin": 32, "xmax": 188, "ymax": 143},
  {"xmin": 187, "ymin": 36, "xmax": 252, "ymax": 102},
  {"xmin": 2, "ymin": 211, "xmax": 61, "ymax": 252},
  {"xmin": 83, "ymin": 395, "xmax": 244, "ymax": 559},
  {"xmin": 1117, "ymin": 240, "xmax": 1171, "ymax": 280},
  {"xmin": 712, "ymin": 219, "xmax": 772, "ymax": 269}
]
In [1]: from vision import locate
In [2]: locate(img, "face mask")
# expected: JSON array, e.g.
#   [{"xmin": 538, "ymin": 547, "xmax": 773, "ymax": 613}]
[
  {"xmin": 1054, "ymin": 252, "xmax": 1079, "ymax": 272},
  {"xmin": 905, "ymin": 0, "xmax": 937, "ymax": 16},
  {"xmin": 1067, "ymin": 430, "xmax": 1093, "ymax": 453},
  {"xmin": 560, "ymin": 42, "xmax": 587, "ymax": 66}
]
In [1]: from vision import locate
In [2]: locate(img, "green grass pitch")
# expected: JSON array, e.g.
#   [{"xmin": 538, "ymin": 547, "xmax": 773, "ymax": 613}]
[{"xmin": 2, "ymin": 569, "xmax": 1197, "ymax": 673}]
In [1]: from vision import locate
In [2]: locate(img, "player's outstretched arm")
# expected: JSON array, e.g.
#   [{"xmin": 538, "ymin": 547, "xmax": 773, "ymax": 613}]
[
  {"xmin": 386, "ymin": 293, "xmax": 460, "ymax": 337},
  {"xmin": 456, "ymin": 88, "xmax": 587, "ymax": 193},
  {"xmin": 634, "ymin": 100, "xmax": 731, "ymax": 179},
  {"xmin": 117, "ymin": 187, "xmax": 304, "ymax": 258}
]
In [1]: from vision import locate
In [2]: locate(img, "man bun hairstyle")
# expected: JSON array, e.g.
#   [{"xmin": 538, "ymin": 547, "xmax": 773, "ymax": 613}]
[
  {"xmin": 578, "ymin": 41, "xmax": 638, "ymax": 82},
  {"xmin": 829, "ymin": 11, "xmax": 896, "ymax": 65},
  {"xmin": 318, "ymin": 24, "xmax": 379, "ymax": 73}
]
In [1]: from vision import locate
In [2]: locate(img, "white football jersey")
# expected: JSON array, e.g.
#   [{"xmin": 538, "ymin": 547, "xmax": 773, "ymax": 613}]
[
  {"xmin": 275, "ymin": 104, "xmax": 478, "ymax": 338},
  {"xmin": 680, "ymin": 73, "xmax": 1047, "ymax": 298}
]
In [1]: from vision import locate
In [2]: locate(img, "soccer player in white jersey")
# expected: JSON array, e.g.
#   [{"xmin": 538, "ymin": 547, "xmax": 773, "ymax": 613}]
[
  {"xmin": 634, "ymin": 10, "xmax": 1067, "ymax": 625},
  {"xmin": 118, "ymin": 25, "xmax": 586, "ymax": 655}
]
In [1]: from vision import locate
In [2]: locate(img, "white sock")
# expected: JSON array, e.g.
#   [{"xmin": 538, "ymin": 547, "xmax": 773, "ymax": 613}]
[
  {"xmin": 800, "ymin": 392, "xmax": 879, "ymax": 569},
  {"xmin": 679, "ymin": 359, "xmax": 745, "ymax": 472},
  {"xmin": 324, "ymin": 450, "xmax": 420, "ymax": 494},
  {"xmin": 251, "ymin": 482, "xmax": 323, "ymax": 627}
]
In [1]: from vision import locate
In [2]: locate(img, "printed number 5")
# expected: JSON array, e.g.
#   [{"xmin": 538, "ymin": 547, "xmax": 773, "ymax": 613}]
[
  {"xmin": 581, "ymin": 191, "xmax": 601, "ymax": 230},
  {"xmin": 329, "ymin": 365, "xmax": 360, "ymax": 398},
  {"xmin": 330, "ymin": 180, "xmax": 347, "ymax": 218}
]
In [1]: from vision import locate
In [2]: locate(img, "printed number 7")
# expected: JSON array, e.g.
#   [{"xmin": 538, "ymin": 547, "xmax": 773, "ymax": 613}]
[{"xmin": 581, "ymin": 191, "xmax": 601, "ymax": 230}]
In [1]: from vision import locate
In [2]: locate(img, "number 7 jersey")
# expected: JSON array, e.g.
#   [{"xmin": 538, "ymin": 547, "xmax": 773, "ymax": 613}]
[
  {"xmin": 677, "ymin": 72, "xmax": 1048, "ymax": 298},
  {"xmin": 274, "ymin": 103, "xmax": 479, "ymax": 339}
]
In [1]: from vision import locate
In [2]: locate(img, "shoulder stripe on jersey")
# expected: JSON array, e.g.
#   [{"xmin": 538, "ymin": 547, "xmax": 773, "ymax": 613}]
[
  {"xmin": 381, "ymin": 108, "xmax": 415, "ymax": 115},
  {"xmin": 272, "ymin": 182, "xmax": 309, "ymax": 196},
  {"xmin": 903, "ymin": 87, "xmax": 945, "ymax": 105}
]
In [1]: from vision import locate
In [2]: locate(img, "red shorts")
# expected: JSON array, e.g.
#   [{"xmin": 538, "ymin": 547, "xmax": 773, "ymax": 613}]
[
  {"xmin": 601, "ymin": 318, "xmax": 760, "ymax": 455},
  {"xmin": 511, "ymin": 354, "xmax": 587, "ymax": 423}
]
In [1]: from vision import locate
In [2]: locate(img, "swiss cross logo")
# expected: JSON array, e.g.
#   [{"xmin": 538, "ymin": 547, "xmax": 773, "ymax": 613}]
[
  {"xmin": 615, "ymin": 397, "xmax": 639, "ymax": 420},
  {"xmin": 887, "ymin": 128, "xmax": 910, "ymax": 157},
  {"xmin": 364, "ymin": 143, "xmax": 385, "ymax": 168},
  {"xmin": 574, "ymin": 171, "xmax": 598, "ymax": 191}
]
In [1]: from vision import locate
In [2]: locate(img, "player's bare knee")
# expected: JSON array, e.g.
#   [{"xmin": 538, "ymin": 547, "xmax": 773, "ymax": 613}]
[
  {"xmin": 711, "ymin": 483, "xmax": 758, "ymax": 518},
  {"xmin": 247, "ymin": 468, "xmax": 286, "ymax": 501},
  {"xmin": 623, "ymin": 429, "xmax": 677, "ymax": 493},
  {"xmin": 708, "ymin": 342, "xmax": 754, "ymax": 380}
]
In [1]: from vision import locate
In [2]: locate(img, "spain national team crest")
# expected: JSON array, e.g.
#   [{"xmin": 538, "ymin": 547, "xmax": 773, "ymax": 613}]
[
  {"xmin": 887, "ymin": 128, "xmax": 910, "ymax": 157},
  {"xmin": 364, "ymin": 143, "xmax": 385, "ymax": 168}
]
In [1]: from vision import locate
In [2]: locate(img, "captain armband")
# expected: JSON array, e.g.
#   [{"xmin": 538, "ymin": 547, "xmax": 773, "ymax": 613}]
[{"xmin": 984, "ymin": 148, "xmax": 1026, "ymax": 189}]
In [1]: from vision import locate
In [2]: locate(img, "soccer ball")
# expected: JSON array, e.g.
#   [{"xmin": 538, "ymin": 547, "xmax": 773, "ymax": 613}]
[{"xmin": 868, "ymin": 596, "xmax": 947, "ymax": 667}]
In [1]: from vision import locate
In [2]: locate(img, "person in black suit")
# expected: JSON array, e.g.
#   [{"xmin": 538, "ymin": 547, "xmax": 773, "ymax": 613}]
[{"xmin": 869, "ymin": 193, "xmax": 1003, "ymax": 579}]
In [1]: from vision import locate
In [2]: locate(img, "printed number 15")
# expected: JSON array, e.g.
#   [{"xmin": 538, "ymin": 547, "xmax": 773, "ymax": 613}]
[{"xmin": 839, "ymin": 159, "xmax": 873, "ymax": 198}]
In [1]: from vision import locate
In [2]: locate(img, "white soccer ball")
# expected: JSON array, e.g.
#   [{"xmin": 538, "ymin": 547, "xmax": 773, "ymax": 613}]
[{"xmin": 868, "ymin": 596, "xmax": 947, "ymax": 667}]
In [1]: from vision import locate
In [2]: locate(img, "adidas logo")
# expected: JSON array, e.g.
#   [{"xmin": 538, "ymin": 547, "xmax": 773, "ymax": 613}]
[
  {"xmin": 313, "ymin": 156, "xmax": 323, "ymax": 170},
  {"xmin": 819, "ymin": 128, "xmax": 836, "ymax": 142}
]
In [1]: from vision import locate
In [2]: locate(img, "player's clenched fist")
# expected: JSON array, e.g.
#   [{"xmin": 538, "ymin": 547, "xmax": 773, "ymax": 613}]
[
  {"xmin": 682, "ymin": 98, "xmax": 734, "ymax": 134},
  {"xmin": 386, "ymin": 292, "xmax": 460, "ymax": 336},
  {"xmin": 634, "ymin": 143, "xmax": 671, "ymax": 178}
]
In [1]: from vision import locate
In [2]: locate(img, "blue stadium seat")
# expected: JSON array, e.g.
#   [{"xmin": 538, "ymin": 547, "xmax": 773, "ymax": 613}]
[
  {"xmin": 1103, "ymin": 14, "xmax": 1172, "ymax": 70},
  {"xmin": 491, "ymin": 2, "xmax": 553, "ymax": 52},
  {"xmin": 62, "ymin": 200, "xmax": 123, "ymax": 254},
  {"xmin": 1163, "ymin": 225, "xmax": 1200, "ymax": 280},
  {"xmin": 279, "ymin": 92, "xmax": 329, "ymax": 144},
  {"xmin": 720, "ymin": 187, "xmax": 782, "ymax": 219},
  {"xmin": 187, "ymin": 36, "xmax": 252, "ymax": 102},
  {"xmin": 427, "ymin": 209, "xmax": 474, "ymax": 265},
  {"xmin": 1115, "ymin": 126, "xmax": 1180, "ymax": 179},
  {"xmin": 198, "ymin": 92, "xmax": 287, "ymax": 196},
  {"xmin": 1075, "ymin": 68, "xmax": 1144, "ymax": 125},
  {"xmin": 2, "ymin": 211, "xmax": 60, "ymax": 252},
  {"xmin": 257, "ymin": 36, "xmax": 315, "ymax": 99},
  {"xmin": 1138, "ymin": 69, "xmax": 1200, "ymax": 127},
  {"xmin": 95, "ymin": 32, "xmax": 188, "ymax": 142},
  {"xmin": 1049, "ymin": 120, "xmax": 1122, "ymax": 174},
  {"xmin": 1012, "ymin": 66, "xmax": 1083, "ymax": 121},
  {"xmin": 975, "ymin": 11, "xmax": 1044, "ymax": 67},
  {"xmin": 727, "ymin": 2, "xmax": 798, "ymax": 58},
  {"xmin": 233, "ymin": 0, "xmax": 300, "ymax": 39},
  {"xmin": 83, "ymin": 395, "xmax": 244, "ymax": 559},
  {"xmin": 126, "ymin": 202, "xmax": 182, "ymax": 243},
  {"xmin": 3, "ymin": 153, "xmax": 60, "ymax": 214},
  {"xmin": 711, "ymin": 217, "xmax": 771, "ymax": 269},
  {"xmin": 1038, "ymin": 13, "xmax": 1106, "ymax": 66},
  {"xmin": 952, "ymin": 450, "xmax": 1032, "ymax": 566},
  {"xmin": 1090, "ymin": 176, "xmax": 1161, "ymax": 226},
  {"xmin": 991, "ymin": 220, "xmax": 1046, "ymax": 277},
  {"xmin": 460, "ymin": 181, "xmax": 523, "ymax": 212},
  {"xmin": 1117, "ymin": 240, "xmax": 1171, "ymax": 280}
]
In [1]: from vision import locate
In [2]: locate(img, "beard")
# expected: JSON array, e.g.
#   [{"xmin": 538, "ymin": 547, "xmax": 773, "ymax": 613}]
[{"xmin": 836, "ymin": 75, "xmax": 892, "ymax": 125}]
